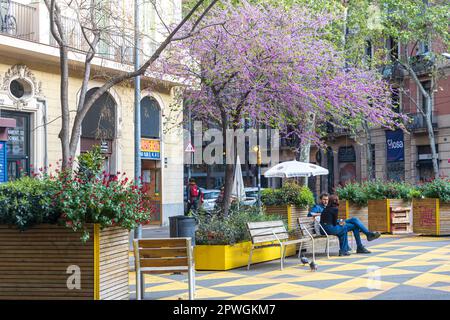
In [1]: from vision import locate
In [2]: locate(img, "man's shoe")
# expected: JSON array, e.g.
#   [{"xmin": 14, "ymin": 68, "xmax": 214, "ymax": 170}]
[
  {"xmin": 356, "ymin": 246, "xmax": 371, "ymax": 254},
  {"xmin": 367, "ymin": 231, "xmax": 381, "ymax": 242},
  {"xmin": 339, "ymin": 251, "xmax": 351, "ymax": 256}
]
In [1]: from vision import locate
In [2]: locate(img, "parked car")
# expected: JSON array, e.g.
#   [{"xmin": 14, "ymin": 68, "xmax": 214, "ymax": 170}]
[
  {"xmin": 242, "ymin": 187, "xmax": 264, "ymax": 206},
  {"xmin": 200, "ymin": 189, "xmax": 221, "ymax": 211}
]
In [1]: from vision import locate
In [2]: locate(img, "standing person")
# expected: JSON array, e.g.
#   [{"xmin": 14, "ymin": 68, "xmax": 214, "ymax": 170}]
[
  {"xmin": 320, "ymin": 194, "xmax": 380, "ymax": 256},
  {"xmin": 215, "ymin": 186, "xmax": 225, "ymax": 209},
  {"xmin": 187, "ymin": 178, "xmax": 202, "ymax": 214}
]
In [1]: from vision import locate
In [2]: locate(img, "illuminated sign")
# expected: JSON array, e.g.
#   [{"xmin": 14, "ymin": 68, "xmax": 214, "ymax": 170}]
[{"xmin": 141, "ymin": 138, "xmax": 161, "ymax": 160}]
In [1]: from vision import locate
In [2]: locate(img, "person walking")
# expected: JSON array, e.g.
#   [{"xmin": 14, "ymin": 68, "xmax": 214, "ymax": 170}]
[
  {"xmin": 187, "ymin": 178, "xmax": 203, "ymax": 214},
  {"xmin": 320, "ymin": 194, "xmax": 380, "ymax": 256}
]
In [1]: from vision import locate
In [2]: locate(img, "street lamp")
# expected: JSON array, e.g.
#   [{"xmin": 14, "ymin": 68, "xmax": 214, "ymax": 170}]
[{"xmin": 253, "ymin": 129, "xmax": 262, "ymax": 213}]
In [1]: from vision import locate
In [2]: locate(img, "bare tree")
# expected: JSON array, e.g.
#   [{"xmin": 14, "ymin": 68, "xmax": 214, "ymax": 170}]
[{"xmin": 44, "ymin": 0, "xmax": 219, "ymax": 168}]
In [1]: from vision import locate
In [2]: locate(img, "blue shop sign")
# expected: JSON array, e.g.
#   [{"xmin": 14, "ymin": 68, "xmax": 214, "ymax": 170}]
[
  {"xmin": 386, "ymin": 129, "xmax": 404, "ymax": 162},
  {"xmin": 140, "ymin": 151, "xmax": 161, "ymax": 160},
  {"xmin": 0, "ymin": 141, "xmax": 7, "ymax": 183}
]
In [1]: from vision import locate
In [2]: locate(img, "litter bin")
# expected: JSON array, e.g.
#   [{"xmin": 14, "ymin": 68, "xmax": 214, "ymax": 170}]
[{"xmin": 169, "ymin": 215, "xmax": 196, "ymax": 245}]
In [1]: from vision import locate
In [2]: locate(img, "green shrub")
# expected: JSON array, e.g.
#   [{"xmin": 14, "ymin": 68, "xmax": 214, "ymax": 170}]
[
  {"xmin": 0, "ymin": 177, "xmax": 59, "ymax": 230},
  {"xmin": 417, "ymin": 178, "xmax": 450, "ymax": 203},
  {"xmin": 196, "ymin": 206, "xmax": 285, "ymax": 245},
  {"xmin": 335, "ymin": 181, "xmax": 368, "ymax": 206},
  {"xmin": 336, "ymin": 180, "xmax": 417, "ymax": 206},
  {"xmin": 261, "ymin": 182, "xmax": 314, "ymax": 208}
]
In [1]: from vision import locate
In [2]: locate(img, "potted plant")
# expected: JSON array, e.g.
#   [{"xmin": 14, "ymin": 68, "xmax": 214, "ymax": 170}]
[
  {"xmin": 194, "ymin": 206, "xmax": 296, "ymax": 270},
  {"xmin": 336, "ymin": 181, "xmax": 372, "ymax": 228},
  {"xmin": 0, "ymin": 146, "xmax": 151, "ymax": 300},
  {"xmin": 261, "ymin": 182, "xmax": 314, "ymax": 231},
  {"xmin": 413, "ymin": 178, "xmax": 450, "ymax": 236},
  {"xmin": 360, "ymin": 180, "xmax": 415, "ymax": 233}
]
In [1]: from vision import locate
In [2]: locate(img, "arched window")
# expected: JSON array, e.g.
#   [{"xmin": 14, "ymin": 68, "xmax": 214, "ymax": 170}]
[
  {"xmin": 81, "ymin": 88, "xmax": 117, "ymax": 173},
  {"xmin": 141, "ymin": 96, "xmax": 160, "ymax": 138},
  {"xmin": 82, "ymin": 88, "xmax": 116, "ymax": 140}
]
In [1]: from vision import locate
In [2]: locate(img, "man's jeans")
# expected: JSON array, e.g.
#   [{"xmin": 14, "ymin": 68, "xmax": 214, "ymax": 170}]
[{"xmin": 345, "ymin": 217, "xmax": 371, "ymax": 249}]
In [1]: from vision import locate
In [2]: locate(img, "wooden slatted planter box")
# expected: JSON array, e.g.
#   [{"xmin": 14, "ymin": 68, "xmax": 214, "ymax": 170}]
[
  {"xmin": 368, "ymin": 199, "xmax": 412, "ymax": 233},
  {"xmin": 0, "ymin": 224, "xmax": 129, "ymax": 300},
  {"xmin": 194, "ymin": 241, "xmax": 296, "ymax": 271},
  {"xmin": 264, "ymin": 205, "xmax": 309, "ymax": 231},
  {"xmin": 338, "ymin": 200, "xmax": 368, "ymax": 227},
  {"xmin": 413, "ymin": 198, "xmax": 450, "ymax": 236}
]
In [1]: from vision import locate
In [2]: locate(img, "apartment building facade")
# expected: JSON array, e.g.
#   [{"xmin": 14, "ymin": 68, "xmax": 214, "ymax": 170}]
[
  {"xmin": 0, "ymin": 0, "xmax": 184, "ymax": 225},
  {"xmin": 305, "ymin": 46, "xmax": 450, "ymax": 194}
]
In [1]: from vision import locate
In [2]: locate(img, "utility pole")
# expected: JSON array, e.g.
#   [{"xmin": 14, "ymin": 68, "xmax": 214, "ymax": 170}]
[{"xmin": 134, "ymin": 0, "xmax": 142, "ymax": 239}]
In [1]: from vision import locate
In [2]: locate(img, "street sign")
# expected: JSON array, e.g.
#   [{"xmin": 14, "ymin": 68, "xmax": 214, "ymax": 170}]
[{"xmin": 185, "ymin": 142, "xmax": 195, "ymax": 153}]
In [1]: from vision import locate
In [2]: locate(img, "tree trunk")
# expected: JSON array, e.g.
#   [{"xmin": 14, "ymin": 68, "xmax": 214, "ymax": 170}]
[
  {"xmin": 425, "ymin": 94, "xmax": 439, "ymax": 177},
  {"xmin": 362, "ymin": 121, "xmax": 374, "ymax": 180},
  {"xmin": 223, "ymin": 163, "xmax": 234, "ymax": 215},
  {"xmin": 403, "ymin": 64, "xmax": 439, "ymax": 178},
  {"xmin": 298, "ymin": 113, "xmax": 316, "ymax": 186},
  {"xmin": 58, "ymin": 46, "xmax": 70, "ymax": 169}
]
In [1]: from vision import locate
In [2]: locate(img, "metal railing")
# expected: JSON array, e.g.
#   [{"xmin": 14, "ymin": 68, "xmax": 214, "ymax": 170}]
[
  {"xmin": 0, "ymin": 0, "xmax": 37, "ymax": 42},
  {"xmin": 407, "ymin": 113, "xmax": 438, "ymax": 131},
  {"xmin": 49, "ymin": 15, "xmax": 134, "ymax": 65}
]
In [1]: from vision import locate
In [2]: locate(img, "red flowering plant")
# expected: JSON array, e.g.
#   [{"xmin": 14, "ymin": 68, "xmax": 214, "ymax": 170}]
[
  {"xmin": 49, "ymin": 146, "xmax": 152, "ymax": 242},
  {"xmin": 0, "ymin": 146, "xmax": 152, "ymax": 242}
]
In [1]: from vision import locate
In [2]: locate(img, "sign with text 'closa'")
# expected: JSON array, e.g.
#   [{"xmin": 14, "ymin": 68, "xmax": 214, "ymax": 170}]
[{"xmin": 386, "ymin": 129, "xmax": 404, "ymax": 162}]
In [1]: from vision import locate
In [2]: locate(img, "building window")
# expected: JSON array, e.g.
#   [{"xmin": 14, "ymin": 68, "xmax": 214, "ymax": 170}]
[
  {"xmin": 420, "ymin": 80, "xmax": 432, "ymax": 114},
  {"xmin": 370, "ymin": 143, "xmax": 376, "ymax": 180},
  {"xmin": 417, "ymin": 144, "xmax": 438, "ymax": 182},
  {"xmin": 387, "ymin": 37, "xmax": 398, "ymax": 62},
  {"xmin": 141, "ymin": 96, "xmax": 161, "ymax": 138},
  {"xmin": 81, "ymin": 88, "xmax": 117, "ymax": 173}
]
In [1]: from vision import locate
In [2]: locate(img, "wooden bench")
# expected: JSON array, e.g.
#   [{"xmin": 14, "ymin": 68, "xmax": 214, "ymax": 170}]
[
  {"xmin": 246, "ymin": 220, "xmax": 311, "ymax": 270},
  {"xmin": 298, "ymin": 217, "xmax": 332, "ymax": 260},
  {"xmin": 133, "ymin": 238, "xmax": 195, "ymax": 300}
]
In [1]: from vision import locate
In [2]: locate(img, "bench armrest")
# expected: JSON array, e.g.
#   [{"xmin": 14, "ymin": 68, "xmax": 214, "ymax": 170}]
[
  {"xmin": 299, "ymin": 224, "xmax": 314, "ymax": 241},
  {"xmin": 318, "ymin": 223, "xmax": 328, "ymax": 236}
]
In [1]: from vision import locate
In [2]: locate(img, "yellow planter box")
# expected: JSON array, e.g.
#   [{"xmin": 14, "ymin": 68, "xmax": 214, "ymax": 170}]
[{"xmin": 194, "ymin": 241, "xmax": 297, "ymax": 271}]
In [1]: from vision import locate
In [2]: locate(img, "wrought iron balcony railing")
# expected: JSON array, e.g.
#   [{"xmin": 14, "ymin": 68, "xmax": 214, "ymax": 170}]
[
  {"xmin": 0, "ymin": 0, "xmax": 37, "ymax": 42},
  {"xmin": 407, "ymin": 113, "xmax": 438, "ymax": 131},
  {"xmin": 49, "ymin": 15, "xmax": 134, "ymax": 65}
]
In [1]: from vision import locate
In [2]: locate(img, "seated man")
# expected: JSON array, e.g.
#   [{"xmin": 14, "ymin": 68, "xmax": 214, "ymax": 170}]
[{"xmin": 308, "ymin": 193, "xmax": 329, "ymax": 234}]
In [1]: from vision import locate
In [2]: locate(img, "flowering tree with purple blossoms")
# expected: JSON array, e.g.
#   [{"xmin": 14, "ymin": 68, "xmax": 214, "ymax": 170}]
[{"xmin": 170, "ymin": 2, "xmax": 406, "ymax": 213}]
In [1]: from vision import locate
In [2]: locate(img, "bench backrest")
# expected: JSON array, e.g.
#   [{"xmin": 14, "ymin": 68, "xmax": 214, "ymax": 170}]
[
  {"xmin": 133, "ymin": 238, "xmax": 193, "ymax": 274},
  {"xmin": 298, "ymin": 217, "xmax": 317, "ymax": 237},
  {"xmin": 247, "ymin": 221, "xmax": 289, "ymax": 244}
]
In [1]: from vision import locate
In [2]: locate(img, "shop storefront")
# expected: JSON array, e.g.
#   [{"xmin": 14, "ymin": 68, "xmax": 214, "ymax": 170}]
[{"xmin": 140, "ymin": 96, "xmax": 162, "ymax": 225}]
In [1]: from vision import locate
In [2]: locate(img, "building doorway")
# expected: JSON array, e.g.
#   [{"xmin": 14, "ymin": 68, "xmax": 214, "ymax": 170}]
[
  {"xmin": 142, "ymin": 160, "xmax": 162, "ymax": 225},
  {"xmin": 140, "ymin": 96, "xmax": 162, "ymax": 225},
  {"xmin": 2, "ymin": 111, "xmax": 30, "ymax": 180}
]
